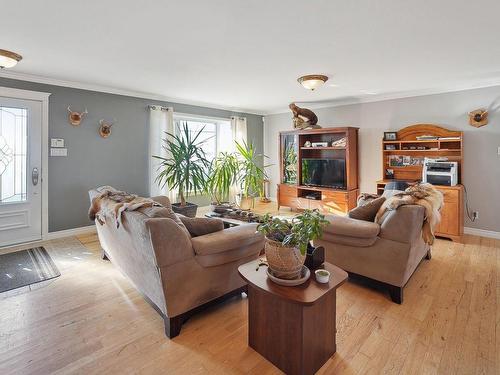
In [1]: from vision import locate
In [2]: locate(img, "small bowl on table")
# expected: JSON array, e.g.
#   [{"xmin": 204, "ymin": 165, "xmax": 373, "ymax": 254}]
[{"xmin": 315, "ymin": 269, "xmax": 330, "ymax": 284}]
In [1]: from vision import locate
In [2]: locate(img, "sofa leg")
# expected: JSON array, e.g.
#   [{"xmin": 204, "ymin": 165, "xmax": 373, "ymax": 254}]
[
  {"xmin": 425, "ymin": 249, "xmax": 432, "ymax": 260},
  {"xmin": 164, "ymin": 315, "xmax": 184, "ymax": 339},
  {"xmin": 388, "ymin": 285, "xmax": 403, "ymax": 304}
]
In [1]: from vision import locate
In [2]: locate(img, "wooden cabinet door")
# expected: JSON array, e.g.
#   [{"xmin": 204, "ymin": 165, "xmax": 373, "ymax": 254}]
[
  {"xmin": 321, "ymin": 191, "xmax": 348, "ymax": 214},
  {"xmin": 435, "ymin": 188, "xmax": 460, "ymax": 236}
]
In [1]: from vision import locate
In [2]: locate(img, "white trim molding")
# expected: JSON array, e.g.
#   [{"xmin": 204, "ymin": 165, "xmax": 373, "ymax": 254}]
[
  {"xmin": 46, "ymin": 225, "xmax": 96, "ymax": 240},
  {"xmin": 0, "ymin": 71, "xmax": 264, "ymax": 116},
  {"xmin": 464, "ymin": 227, "xmax": 500, "ymax": 240},
  {"xmin": 0, "ymin": 86, "xmax": 51, "ymax": 242}
]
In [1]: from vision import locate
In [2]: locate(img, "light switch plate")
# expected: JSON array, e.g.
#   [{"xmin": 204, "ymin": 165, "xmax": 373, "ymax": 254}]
[
  {"xmin": 51, "ymin": 138, "xmax": 65, "ymax": 148},
  {"xmin": 50, "ymin": 148, "xmax": 67, "ymax": 157}
]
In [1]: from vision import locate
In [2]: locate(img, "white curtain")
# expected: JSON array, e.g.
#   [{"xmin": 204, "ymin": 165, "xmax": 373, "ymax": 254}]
[
  {"xmin": 230, "ymin": 116, "xmax": 247, "ymax": 201},
  {"xmin": 149, "ymin": 105, "xmax": 174, "ymax": 199},
  {"xmin": 231, "ymin": 116, "xmax": 247, "ymax": 148}
]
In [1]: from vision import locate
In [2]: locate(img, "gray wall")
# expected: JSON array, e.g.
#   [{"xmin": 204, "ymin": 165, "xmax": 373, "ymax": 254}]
[
  {"xmin": 264, "ymin": 86, "xmax": 500, "ymax": 232},
  {"xmin": 0, "ymin": 77, "xmax": 264, "ymax": 232}
]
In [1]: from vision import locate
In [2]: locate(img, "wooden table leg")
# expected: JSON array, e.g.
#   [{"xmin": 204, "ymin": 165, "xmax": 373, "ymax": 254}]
[{"xmin": 248, "ymin": 285, "xmax": 337, "ymax": 375}]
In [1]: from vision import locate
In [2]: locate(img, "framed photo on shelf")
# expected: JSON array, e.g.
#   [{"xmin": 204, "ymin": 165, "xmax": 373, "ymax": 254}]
[{"xmin": 384, "ymin": 132, "xmax": 397, "ymax": 141}]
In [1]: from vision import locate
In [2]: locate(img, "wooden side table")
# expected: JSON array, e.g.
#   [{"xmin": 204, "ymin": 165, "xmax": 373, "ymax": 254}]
[{"xmin": 238, "ymin": 261, "xmax": 348, "ymax": 375}]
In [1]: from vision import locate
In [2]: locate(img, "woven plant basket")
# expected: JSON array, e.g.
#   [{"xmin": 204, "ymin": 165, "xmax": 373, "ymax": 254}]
[{"xmin": 264, "ymin": 238, "xmax": 305, "ymax": 279}]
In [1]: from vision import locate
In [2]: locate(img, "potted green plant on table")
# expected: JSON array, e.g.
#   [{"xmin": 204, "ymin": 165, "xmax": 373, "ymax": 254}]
[
  {"xmin": 154, "ymin": 122, "xmax": 210, "ymax": 217},
  {"xmin": 205, "ymin": 152, "xmax": 240, "ymax": 212},
  {"xmin": 235, "ymin": 140, "xmax": 270, "ymax": 210},
  {"xmin": 257, "ymin": 210, "xmax": 329, "ymax": 280}
]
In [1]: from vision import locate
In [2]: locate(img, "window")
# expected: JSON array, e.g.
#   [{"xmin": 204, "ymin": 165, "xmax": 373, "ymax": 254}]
[{"xmin": 173, "ymin": 114, "xmax": 232, "ymax": 163}]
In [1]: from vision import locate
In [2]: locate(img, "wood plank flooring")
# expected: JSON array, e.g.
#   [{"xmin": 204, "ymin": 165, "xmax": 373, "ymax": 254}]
[{"xmin": 0, "ymin": 227, "xmax": 498, "ymax": 374}]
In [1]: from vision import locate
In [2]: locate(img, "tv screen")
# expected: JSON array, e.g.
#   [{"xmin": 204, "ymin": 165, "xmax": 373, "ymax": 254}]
[{"xmin": 302, "ymin": 158, "xmax": 346, "ymax": 189}]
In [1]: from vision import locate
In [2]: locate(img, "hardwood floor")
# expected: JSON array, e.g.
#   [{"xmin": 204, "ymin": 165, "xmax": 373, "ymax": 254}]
[{"xmin": 0, "ymin": 225, "xmax": 498, "ymax": 374}]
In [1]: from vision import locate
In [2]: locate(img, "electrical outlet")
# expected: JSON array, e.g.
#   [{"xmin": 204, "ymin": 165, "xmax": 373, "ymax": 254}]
[
  {"xmin": 498, "ymin": 146, "xmax": 500, "ymax": 156},
  {"xmin": 473, "ymin": 211, "xmax": 479, "ymax": 221}
]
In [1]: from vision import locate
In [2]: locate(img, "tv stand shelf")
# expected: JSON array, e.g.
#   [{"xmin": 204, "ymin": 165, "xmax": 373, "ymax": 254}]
[{"xmin": 278, "ymin": 127, "xmax": 359, "ymax": 214}]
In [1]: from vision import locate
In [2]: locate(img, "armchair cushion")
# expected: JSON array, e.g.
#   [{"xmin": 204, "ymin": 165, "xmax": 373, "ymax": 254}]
[
  {"xmin": 178, "ymin": 216, "xmax": 224, "ymax": 237},
  {"xmin": 138, "ymin": 204, "xmax": 188, "ymax": 235},
  {"xmin": 324, "ymin": 215, "xmax": 380, "ymax": 238},
  {"xmin": 348, "ymin": 196, "xmax": 386, "ymax": 221},
  {"xmin": 191, "ymin": 223, "xmax": 263, "ymax": 256}
]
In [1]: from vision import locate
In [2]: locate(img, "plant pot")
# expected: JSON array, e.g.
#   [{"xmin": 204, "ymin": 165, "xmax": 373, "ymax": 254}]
[
  {"xmin": 264, "ymin": 238, "xmax": 305, "ymax": 279},
  {"xmin": 304, "ymin": 244, "xmax": 325, "ymax": 270},
  {"xmin": 236, "ymin": 195, "xmax": 254, "ymax": 210},
  {"xmin": 172, "ymin": 202, "xmax": 198, "ymax": 218},
  {"xmin": 210, "ymin": 203, "xmax": 231, "ymax": 214}
]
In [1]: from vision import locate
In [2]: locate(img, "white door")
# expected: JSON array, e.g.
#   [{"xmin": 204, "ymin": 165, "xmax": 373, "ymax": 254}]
[{"xmin": 0, "ymin": 97, "xmax": 42, "ymax": 247}]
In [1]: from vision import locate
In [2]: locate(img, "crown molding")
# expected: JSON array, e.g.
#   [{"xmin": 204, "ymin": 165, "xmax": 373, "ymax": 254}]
[
  {"xmin": 0, "ymin": 70, "xmax": 265, "ymax": 116},
  {"xmin": 266, "ymin": 78, "xmax": 500, "ymax": 115}
]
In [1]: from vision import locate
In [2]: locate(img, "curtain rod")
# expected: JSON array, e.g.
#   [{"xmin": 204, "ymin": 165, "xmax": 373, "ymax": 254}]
[{"xmin": 148, "ymin": 105, "xmax": 170, "ymax": 111}]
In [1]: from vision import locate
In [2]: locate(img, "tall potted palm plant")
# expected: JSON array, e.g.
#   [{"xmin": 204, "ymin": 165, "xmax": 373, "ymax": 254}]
[
  {"xmin": 205, "ymin": 152, "xmax": 239, "ymax": 209},
  {"xmin": 154, "ymin": 122, "xmax": 209, "ymax": 217},
  {"xmin": 235, "ymin": 140, "xmax": 270, "ymax": 210}
]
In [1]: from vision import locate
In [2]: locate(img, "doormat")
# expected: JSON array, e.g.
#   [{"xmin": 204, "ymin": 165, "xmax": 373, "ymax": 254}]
[{"xmin": 0, "ymin": 247, "xmax": 60, "ymax": 293}]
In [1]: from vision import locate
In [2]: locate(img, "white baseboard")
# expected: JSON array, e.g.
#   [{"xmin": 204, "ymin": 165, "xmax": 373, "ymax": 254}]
[
  {"xmin": 46, "ymin": 225, "xmax": 96, "ymax": 240},
  {"xmin": 464, "ymin": 227, "xmax": 500, "ymax": 240}
]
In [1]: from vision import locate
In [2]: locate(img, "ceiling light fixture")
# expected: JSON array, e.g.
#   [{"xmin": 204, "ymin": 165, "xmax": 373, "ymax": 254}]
[
  {"xmin": 297, "ymin": 74, "xmax": 328, "ymax": 90},
  {"xmin": 0, "ymin": 49, "xmax": 22, "ymax": 69}
]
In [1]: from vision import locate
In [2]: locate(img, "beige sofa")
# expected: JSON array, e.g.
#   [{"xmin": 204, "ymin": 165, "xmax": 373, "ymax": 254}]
[
  {"xmin": 89, "ymin": 189, "xmax": 264, "ymax": 338},
  {"xmin": 314, "ymin": 205, "xmax": 430, "ymax": 304}
]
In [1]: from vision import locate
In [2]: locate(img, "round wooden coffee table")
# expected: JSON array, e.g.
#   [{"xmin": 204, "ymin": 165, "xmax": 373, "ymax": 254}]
[{"xmin": 238, "ymin": 260, "xmax": 348, "ymax": 375}]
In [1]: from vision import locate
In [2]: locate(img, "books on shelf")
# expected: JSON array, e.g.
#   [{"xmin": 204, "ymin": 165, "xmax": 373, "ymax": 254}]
[
  {"xmin": 438, "ymin": 136, "xmax": 461, "ymax": 141},
  {"xmin": 416, "ymin": 135, "xmax": 439, "ymax": 140},
  {"xmin": 388, "ymin": 155, "xmax": 424, "ymax": 167}
]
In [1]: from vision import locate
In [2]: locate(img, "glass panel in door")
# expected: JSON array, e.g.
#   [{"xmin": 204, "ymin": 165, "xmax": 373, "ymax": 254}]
[{"xmin": 0, "ymin": 106, "xmax": 27, "ymax": 204}]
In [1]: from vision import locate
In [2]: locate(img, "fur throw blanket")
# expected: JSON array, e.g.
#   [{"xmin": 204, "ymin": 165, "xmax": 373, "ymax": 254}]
[
  {"xmin": 89, "ymin": 187, "xmax": 161, "ymax": 228},
  {"xmin": 375, "ymin": 183, "xmax": 444, "ymax": 245}
]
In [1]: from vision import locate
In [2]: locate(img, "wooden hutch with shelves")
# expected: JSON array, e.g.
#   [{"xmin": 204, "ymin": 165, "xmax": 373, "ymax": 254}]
[
  {"xmin": 277, "ymin": 127, "xmax": 359, "ymax": 215},
  {"xmin": 377, "ymin": 124, "xmax": 464, "ymax": 242}
]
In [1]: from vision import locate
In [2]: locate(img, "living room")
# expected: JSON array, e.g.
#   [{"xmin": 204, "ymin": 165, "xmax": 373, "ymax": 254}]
[{"xmin": 0, "ymin": 1, "xmax": 499, "ymax": 374}]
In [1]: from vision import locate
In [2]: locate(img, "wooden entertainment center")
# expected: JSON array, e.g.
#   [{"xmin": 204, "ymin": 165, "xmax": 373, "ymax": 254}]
[
  {"xmin": 377, "ymin": 124, "xmax": 464, "ymax": 242},
  {"xmin": 277, "ymin": 127, "xmax": 359, "ymax": 215}
]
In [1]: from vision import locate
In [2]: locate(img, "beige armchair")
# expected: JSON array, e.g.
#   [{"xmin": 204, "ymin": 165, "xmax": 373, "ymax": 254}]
[
  {"xmin": 314, "ymin": 205, "xmax": 430, "ymax": 304},
  {"xmin": 89, "ymin": 190, "xmax": 264, "ymax": 338}
]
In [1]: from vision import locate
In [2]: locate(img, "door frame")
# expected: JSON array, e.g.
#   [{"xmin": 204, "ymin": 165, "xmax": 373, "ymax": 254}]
[{"xmin": 0, "ymin": 86, "xmax": 50, "ymax": 241}]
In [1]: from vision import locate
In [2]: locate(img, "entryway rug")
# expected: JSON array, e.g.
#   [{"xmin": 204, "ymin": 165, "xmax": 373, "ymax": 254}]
[{"xmin": 0, "ymin": 247, "xmax": 60, "ymax": 293}]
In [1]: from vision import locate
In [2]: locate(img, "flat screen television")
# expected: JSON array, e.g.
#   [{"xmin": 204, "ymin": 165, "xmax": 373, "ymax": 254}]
[{"xmin": 301, "ymin": 158, "xmax": 346, "ymax": 189}]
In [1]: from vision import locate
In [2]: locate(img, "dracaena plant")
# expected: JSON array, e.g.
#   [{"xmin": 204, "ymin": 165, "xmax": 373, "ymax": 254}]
[
  {"xmin": 154, "ymin": 122, "xmax": 210, "ymax": 206},
  {"xmin": 205, "ymin": 152, "xmax": 240, "ymax": 205},
  {"xmin": 235, "ymin": 140, "xmax": 270, "ymax": 199},
  {"xmin": 257, "ymin": 210, "xmax": 329, "ymax": 255}
]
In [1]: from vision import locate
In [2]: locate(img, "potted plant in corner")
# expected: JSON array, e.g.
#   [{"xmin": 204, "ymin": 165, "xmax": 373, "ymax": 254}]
[
  {"xmin": 257, "ymin": 210, "xmax": 329, "ymax": 280},
  {"xmin": 235, "ymin": 140, "xmax": 270, "ymax": 210},
  {"xmin": 154, "ymin": 122, "xmax": 210, "ymax": 217},
  {"xmin": 205, "ymin": 151, "xmax": 240, "ymax": 212}
]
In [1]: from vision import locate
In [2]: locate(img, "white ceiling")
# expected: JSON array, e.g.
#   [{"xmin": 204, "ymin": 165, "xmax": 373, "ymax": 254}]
[{"xmin": 2, "ymin": 0, "xmax": 500, "ymax": 114}]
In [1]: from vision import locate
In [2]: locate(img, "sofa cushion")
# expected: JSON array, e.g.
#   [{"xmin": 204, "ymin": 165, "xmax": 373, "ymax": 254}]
[
  {"xmin": 178, "ymin": 216, "xmax": 224, "ymax": 237},
  {"xmin": 191, "ymin": 224, "xmax": 263, "ymax": 256},
  {"xmin": 348, "ymin": 196, "xmax": 386, "ymax": 222},
  {"xmin": 138, "ymin": 205, "xmax": 189, "ymax": 234},
  {"xmin": 323, "ymin": 215, "xmax": 380, "ymax": 238},
  {"xmin": 319, "ymin": 233, "xmax": 378, "ymax": 247}
]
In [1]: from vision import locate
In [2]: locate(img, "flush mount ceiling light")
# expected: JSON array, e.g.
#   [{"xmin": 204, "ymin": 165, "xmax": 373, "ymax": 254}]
[
  {"xmin": 0, "ymin": 49, "xmax": 22, "ymax": 69},
  {"xmin": 297, "ymin": 74, "xmax": 329, "ymax": 90}
]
